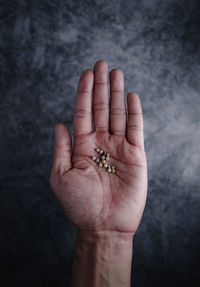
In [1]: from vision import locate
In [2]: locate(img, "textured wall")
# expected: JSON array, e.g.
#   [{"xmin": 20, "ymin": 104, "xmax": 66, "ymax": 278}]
[{"xmin": 1, "ymin": 0, "xmax": 200, "ymax": 286}]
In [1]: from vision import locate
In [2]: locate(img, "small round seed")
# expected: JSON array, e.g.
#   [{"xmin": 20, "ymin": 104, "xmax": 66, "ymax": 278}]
[
  {"xmin": 101, "ymin": 155, "xmax": 105, "ymax": 160},
  {"xmin": 99, "ymin": 149, "xmax": 104, "ymax": 154},
  {"xmin": 102, "ymin": 159, "xmax": 106, "ymax": 164},
  {"xmin": 106, "ymin": 153, "xmax": 110, "ymax": 157},
  {"xmin": 111, "ymin": 168, "xmax": 115, "ymax": 174},
  {"xmin": 107, "ymin": 167, "xmax": 112, "ymax": 173},
  {"xmin": 96, "ymin": 148, "xmax": 100, "ymax": 153},
  {"xmin": 98, "ymin": 162, "xmax": 103, "ymax": 167},
  {"xmin": 92, "ymin": 156, "xmax": 96, "ymax": 161},
  {"xmin": 106, "ymin": 156, "xmax": 110, "ymax": 161},
  {"xmin": 96, "ymin": 158, "xmax": 100, "ymax": 163},
  {"xmin": 103, "ymin": 162, "xmax": 108, "ymax": 168}
]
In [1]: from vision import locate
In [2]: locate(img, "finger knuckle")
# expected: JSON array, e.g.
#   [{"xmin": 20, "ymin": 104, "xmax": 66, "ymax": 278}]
[
  {"xmin": 74, "ymin": 108, "xmax": 91, "ymax": 118},
  {"xmin": 93, "ymin": 102, "xmax": 109, "ymax": 112},
  {"xmin": 128, "ymin": 124, "xmax": 143, "ymax": 131},
  {"xmin": 110, "ymin": 107, "xmax": 126, "ymax": 116}
]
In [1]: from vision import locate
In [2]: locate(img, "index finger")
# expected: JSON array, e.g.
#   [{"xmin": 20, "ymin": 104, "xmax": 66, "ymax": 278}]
[{"xmin": 73, "ymin": 70, "xmax": 94, "ymax": 137}]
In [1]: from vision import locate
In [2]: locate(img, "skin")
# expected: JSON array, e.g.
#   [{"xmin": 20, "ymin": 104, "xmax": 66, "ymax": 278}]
[{"xmin": 50, "ymin": 60, "xmax": 148, "ymax": 286}]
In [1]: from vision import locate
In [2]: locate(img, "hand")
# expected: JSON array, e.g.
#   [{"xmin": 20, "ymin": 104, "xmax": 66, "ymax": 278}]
[{"xmin": 50, "ymin": 60, "xmax": 148, "ymax": 236}]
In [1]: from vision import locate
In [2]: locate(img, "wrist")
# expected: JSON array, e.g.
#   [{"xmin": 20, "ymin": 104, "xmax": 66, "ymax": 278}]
[
  {"xmin": 70, "ymin": 230, "xmax": 133, "ymax": 287},
  {"xmin": 77, "ymin": 229, "xmax": 134, "ymax": 241},
  {"xmin": 76, "ymin": 229, "xmax": 134, "ymax": 254},
  {"xmin": 76, "ymin": 229, "xmax": 134, "ymax": 264}
]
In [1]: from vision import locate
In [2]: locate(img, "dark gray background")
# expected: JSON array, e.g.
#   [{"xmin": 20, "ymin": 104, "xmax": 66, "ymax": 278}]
[{"xmin": 1, "ymin": 0, "xmax": 200, "ymax": 286}]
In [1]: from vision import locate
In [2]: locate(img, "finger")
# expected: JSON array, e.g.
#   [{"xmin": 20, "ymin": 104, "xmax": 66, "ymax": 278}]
[
  {"xmin": 73, "ymin": 70, "xmax": 94, "ymax": 137},
  {"xmin": 110, "ymin": 69, "xmax": 126, "ymax": 136},
  {"xmin": 127, "ymin": 93, "xmax": 144, "ymax": 150},
  {"xmin": 93, "ymin": 60, "xmax": 109, "ymax": 133},
  {"xmin": 53, "ymin": 123, "xmax": 72, "ymax": 174}
]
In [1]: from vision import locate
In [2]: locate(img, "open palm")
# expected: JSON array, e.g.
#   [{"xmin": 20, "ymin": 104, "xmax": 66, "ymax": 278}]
[{"xmin": 50, "ymin": 60, "xmax": 147, "ymax": 235}]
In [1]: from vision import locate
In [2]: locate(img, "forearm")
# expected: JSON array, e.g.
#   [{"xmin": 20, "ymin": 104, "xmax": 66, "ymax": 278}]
[{"xmin": 69, "ymin": 230, "xmax": 134, "ymax": 287}]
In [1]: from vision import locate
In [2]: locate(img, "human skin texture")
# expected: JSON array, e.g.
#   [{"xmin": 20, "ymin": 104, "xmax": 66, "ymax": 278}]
[{"xmin": 50, "ymin": 60, "xmax": 148, "ymax": 286}]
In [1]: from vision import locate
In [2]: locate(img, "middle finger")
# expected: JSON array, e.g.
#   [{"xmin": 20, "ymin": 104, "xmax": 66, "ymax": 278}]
[{"xmin": 93, "ymin": 60, "xmax": 109, "ymax": 133}]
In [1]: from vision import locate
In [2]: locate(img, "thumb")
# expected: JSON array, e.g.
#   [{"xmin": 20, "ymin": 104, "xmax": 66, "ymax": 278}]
[{"xmin": 52, "ymin": 123, "xmax": 72, "ymax": 175}]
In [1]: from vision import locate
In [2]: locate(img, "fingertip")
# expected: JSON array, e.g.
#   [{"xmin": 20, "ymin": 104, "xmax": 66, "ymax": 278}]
[
  {"xmin": 94, "ymin": 59, "xmax": 108, "ymax": 71},
  {"xmin": 78, "ymin": 70, "xmax": 94, "ymax": 92},
  {"xmin": 110, "ymin": 68, "xmax": 123, "ymax": 78},
  {"xmin": 110, "ymin": 69, "xmax": 124, "ymax": 91},
  {"xmin": 127, "ymin": 92, "xmax": 142, "ymax": 112},
  {"xmin": 81, "ymin": 69, "xmax": 94, "ymax": 78},
  {"xmin": 54, "ymin": 122, "xmax": 64, "ymax": 129},
  {"xmin": 54, "ymin": 123, "xmax": 66, "ymax": 134},
  {"xmin": 54, "ymin": 123, "xmax": 71, "ymax": 143},
  {"xmin": 127, "ymin": 92, "xmax": 139, "ymax": 101}
]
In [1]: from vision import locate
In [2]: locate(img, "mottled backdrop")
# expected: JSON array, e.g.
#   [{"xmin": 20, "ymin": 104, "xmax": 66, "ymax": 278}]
[{"xmin": 1, "ymin": 0, "xmax": 200, "ymax": 286}]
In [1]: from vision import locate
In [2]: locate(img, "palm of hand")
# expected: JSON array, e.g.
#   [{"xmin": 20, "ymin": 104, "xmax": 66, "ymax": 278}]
[{"xmin": 50, "ymin": 61, "xmax": 147, "ymax": 235}]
